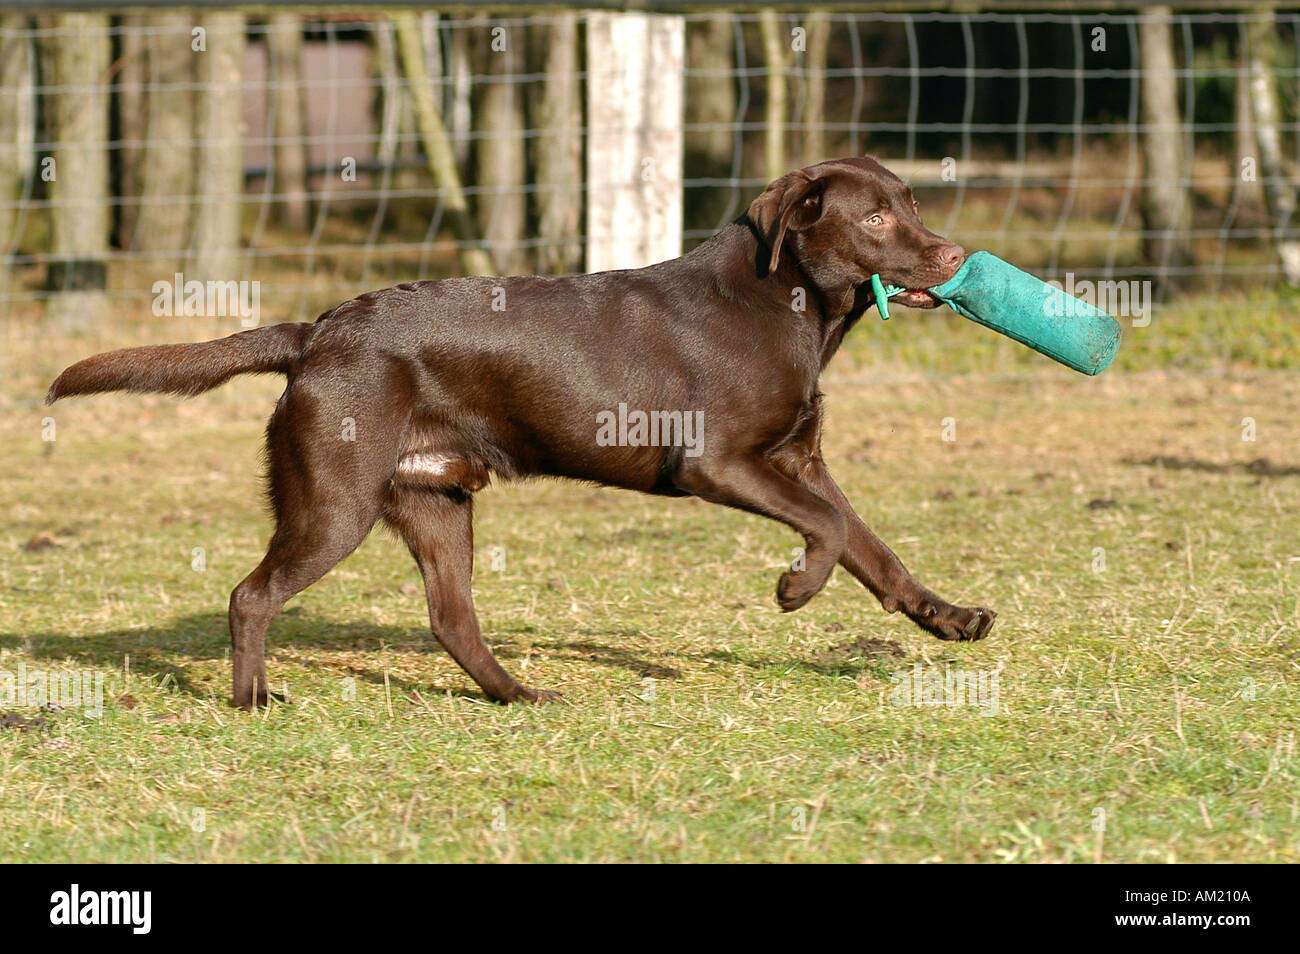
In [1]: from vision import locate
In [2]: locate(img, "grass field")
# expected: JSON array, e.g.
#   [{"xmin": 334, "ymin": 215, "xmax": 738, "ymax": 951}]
[{"xmin": 1, "ymin": 301, "xmax": 1298, "ymax": 863}]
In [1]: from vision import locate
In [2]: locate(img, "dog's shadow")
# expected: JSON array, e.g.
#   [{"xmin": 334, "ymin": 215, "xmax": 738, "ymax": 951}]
[{"xmin": 0, "ymin": 612, "xmax": 683, "ymax": 704}]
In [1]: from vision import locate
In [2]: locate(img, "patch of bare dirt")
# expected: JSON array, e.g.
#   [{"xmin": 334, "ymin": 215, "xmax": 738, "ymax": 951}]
[{"xmin": 812, "ymin": 637, "xmax": 906, "ymax": 667}]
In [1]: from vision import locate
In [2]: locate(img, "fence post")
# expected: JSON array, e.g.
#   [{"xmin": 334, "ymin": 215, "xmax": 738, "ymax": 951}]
[{"xmin": 586, "ymin": 12, "xmax": 684, "ymax": 273}]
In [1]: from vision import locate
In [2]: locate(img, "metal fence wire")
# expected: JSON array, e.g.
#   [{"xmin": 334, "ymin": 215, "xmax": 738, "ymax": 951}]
[{"xmin": 1, "ymin": 6, "xmax": 1298, "ymax": 330}]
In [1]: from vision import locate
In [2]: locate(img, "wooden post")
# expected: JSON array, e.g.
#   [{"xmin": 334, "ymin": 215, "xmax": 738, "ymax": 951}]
[
  {"xmin": 42, "ymin": 12, "xmax": 111, "ymax": 328},
  {"xmin": 586, "ymin": 13, "xmax": 684, "ymax": 273}
]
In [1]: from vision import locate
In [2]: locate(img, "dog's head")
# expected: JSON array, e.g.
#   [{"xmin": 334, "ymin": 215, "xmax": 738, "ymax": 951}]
[{"xmin": 747, "ymin": 156, "xmax": 963, "ymax": 309}]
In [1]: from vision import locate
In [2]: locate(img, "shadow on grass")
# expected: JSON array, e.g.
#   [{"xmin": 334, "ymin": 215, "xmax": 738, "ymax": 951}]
[
  {"xmin": 495, "ymin": 635, "xmax": 681, "ymax": 680},
  {"xmin": 0, "ymin": 613, "xmax": 683, "ymax": 703},
  {"xmin": 703, "ymin": 645, "xmax": 909, "ymax": 680},
  {"xmin": 1126, "ymin": 454, "xmax": 1300, "ymax": 478}
]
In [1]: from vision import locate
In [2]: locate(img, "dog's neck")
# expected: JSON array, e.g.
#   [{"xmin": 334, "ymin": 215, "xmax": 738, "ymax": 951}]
[
  {"xmin": 697, "ymin": 220, "xmax": 862, "ymax": 312},
  {"xmin": 697, "ymin": 220, "xmax": 867, "ymax": 369}
]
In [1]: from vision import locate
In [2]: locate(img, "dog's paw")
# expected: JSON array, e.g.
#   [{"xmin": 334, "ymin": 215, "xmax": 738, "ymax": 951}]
[
  {"xmin": 911, "ymin": 601, "xmax": 996, "ymax": 642},
  {"xmin": 776, "ymin": 569, "xmax": 820, "ymax": 613},
  {"xmin": 515, "ymin": 686, "xmax": 565, "ymax": 705}
]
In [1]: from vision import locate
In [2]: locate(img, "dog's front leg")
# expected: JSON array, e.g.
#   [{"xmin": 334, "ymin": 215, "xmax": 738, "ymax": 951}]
[
  {"xmin": 772, "ymin": 451, "xmax": 995, "ymax": 641},
  {"xmin": 676, "ymin": 457, "xmax": 846, "ymax": 611}
]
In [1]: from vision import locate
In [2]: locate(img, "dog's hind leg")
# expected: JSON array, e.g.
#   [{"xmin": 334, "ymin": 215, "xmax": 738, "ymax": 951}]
[
  {"xmin": 384, "ymin": 487, "xmax": 560, "ymax": 704},
  {"xmin": 229, "ymin": 378, "xmax": 406, "ymax": 709}
]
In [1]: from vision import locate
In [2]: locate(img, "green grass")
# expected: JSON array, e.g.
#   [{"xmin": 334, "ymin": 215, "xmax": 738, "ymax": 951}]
[{"xmin": 1, "ymin": 305, "xmax": 1299, "ymax": 862}]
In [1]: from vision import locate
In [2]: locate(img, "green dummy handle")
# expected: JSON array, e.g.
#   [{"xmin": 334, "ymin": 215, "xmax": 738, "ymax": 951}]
[{"xmin": 870, "ymin": 273, "xmax": 906, "ymax": 320}]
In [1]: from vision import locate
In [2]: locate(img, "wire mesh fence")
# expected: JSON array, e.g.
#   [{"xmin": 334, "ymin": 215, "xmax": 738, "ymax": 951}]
[{"xmin": 1, "ymin": 5, "xmax": 1297, "ymax": 379}]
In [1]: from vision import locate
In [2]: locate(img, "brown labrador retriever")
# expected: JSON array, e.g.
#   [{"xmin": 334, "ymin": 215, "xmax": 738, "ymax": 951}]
[{"xmin": 47, "ymin": 157, "xmax": 995, "ymax": 709}]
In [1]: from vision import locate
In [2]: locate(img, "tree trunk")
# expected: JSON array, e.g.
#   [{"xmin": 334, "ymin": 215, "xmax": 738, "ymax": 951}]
[
  {"xmin": 474, "ymin": 21, "xmax": 529, "ymax": 275},
  {"xmin": 685, "ymin": 14, "xmax": 736, "ymax": 237},
  {"xmin": 1232, "ymin": 33, "xmax": 1261, "ymax": 210},
  {"xmin": 0, "ymin": 14, "xmax": 34, "ymax": 301},
  {"xmin": 530, "ymin": 13, "xmax": 582, "ymax": 274},
  {"xmin": 138, "ymin": 13, "xmax": 196, "ymax": 258},
  {"xmin": 1245, "ymin": 6, "xmax": 1300, "ymax": 286},
  {"xmin": 1138, "ymin": 6, "xmax": 1194, "ymax": 289},
  {"xmin": 686, "ymin": 16, "xmax": 735, "ymax": 169},
  {"xmin": 190, "ymin": 12, "xmax": 246, "ymax": 282},
  {"xmin": 269, "ymin": 12, "xmax": 309, "ymax": 233},
  {"xmin": 447, "ymin": 21, "xmax": 473, "ymax": 174},
  {"xmin": 391, "ymin": 12, "xmax": 493, "ymax": 276},
  {"xmin": 42, "ymin": 12, "xmax": 111, "ymax": 328},
  {"xmin": 759, "ymin": 11, "xmax": 790, "ymax": 181},
  {"xmin": 115, "ymin": 15, "xmax": 148, "ymax": 249},
  {"xmin": 801, "ymin": 12, "xmax": 831, "ymax": 165},
  {"xmin": 373, "ymin": 17, "xmax": 421, "ymax": 206}
]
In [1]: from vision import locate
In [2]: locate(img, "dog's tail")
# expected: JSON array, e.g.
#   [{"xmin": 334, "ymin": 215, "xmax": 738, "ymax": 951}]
[{"xmin": 45, "ymin": 323, "xmax": 312, "ymax": 404}]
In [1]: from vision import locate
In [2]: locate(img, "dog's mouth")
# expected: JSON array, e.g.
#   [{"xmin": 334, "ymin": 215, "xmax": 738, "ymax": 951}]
[
  {"xmin": 891, "ymin": 289, "xmax": 943, "ymax": 309},
  {"xmin": 885, "ymin": 252, "xmax": 965, "ymax": 309}
]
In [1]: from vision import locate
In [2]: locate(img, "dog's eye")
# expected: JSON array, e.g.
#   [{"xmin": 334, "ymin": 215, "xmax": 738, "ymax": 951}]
[{"xmin": 864, "ymin": 214, "xmax": 885, "ymax": 227}]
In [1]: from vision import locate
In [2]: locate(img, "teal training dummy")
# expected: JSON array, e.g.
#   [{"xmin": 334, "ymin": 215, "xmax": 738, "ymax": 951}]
[{"xmin": 872, "ymin": 251, "xmax": 1123, "ymax": 376}]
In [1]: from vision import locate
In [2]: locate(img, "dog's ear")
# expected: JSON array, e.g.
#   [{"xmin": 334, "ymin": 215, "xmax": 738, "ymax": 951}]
[{"xmin": 747, "ymin": 170, "xmax": 825, "ymax": 274}]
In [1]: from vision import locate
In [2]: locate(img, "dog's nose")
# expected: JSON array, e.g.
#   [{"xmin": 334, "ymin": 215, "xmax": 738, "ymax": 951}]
[{"xmin": 937, "ymin": 243, "xmax": 965, "ymax": 269}]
